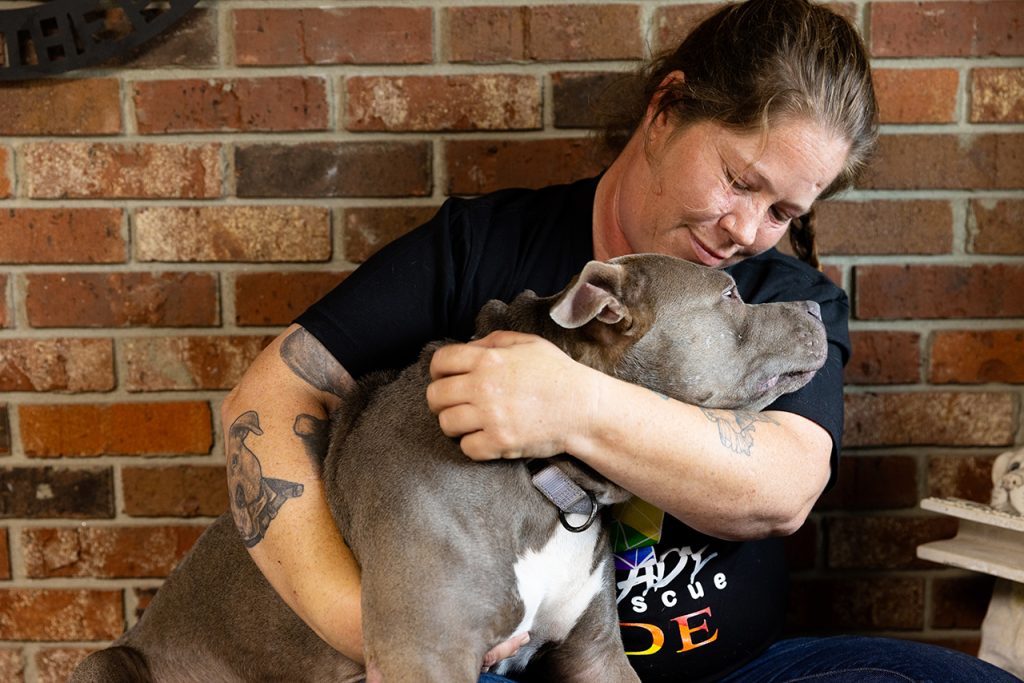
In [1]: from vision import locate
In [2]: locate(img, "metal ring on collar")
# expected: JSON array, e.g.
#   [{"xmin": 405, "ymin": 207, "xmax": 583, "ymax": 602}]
[{"xmin": 558, "ymin": 491, "xmax": 599, "ymax": 533}]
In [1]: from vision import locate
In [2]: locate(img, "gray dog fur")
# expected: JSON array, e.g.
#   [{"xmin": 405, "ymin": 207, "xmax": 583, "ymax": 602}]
[{"xmin": 71, "ymin": 254, "xmax": 827, "ymax": 683}]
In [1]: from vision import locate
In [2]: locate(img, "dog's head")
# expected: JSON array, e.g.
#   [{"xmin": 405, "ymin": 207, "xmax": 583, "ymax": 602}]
[
  {"xmin": 477, "ymin": 253, "xmax": 828, "ymax": 411},
  {"xmin": 991, "ymin": 447, "xmax": 1024, "ymax": 515}
]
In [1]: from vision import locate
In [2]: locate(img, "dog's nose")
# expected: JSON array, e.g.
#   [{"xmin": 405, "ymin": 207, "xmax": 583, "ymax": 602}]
[{"xmin": 805, "ymin": 301, "xmax": 822, "ymax": 321}]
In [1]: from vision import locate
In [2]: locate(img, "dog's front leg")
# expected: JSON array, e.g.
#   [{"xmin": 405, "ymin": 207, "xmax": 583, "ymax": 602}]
[
  {"xmin": 360, "ymin": 559, "xmax": 521, "ymax": 683},
  {"xmin": 530, "ymin": 581, "xmax": 640, "ymax": 683}
]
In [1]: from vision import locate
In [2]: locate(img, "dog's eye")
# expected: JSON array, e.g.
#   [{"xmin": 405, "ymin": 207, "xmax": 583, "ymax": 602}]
[
  {"xmin": 1009, "ymin": 461, "xmax": 1021, "ymax": 472},
  {"xmin": 722, "ymin": 286, "xmax": 741, "ymax": 301}
]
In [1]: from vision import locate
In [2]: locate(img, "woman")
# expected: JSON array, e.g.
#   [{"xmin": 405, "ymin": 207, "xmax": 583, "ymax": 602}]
[{"xmin": 222, "ymin": 1, "xmax": 1018, "ymax": 680}]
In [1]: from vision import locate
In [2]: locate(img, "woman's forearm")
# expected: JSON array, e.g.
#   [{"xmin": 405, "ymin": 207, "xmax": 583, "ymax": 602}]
[{"xmin": 569, "ymin": 370, "xmax": 833, "ymax": 539}]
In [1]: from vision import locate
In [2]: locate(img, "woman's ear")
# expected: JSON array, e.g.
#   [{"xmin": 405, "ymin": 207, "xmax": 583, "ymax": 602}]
[{"xmin": 644, "ymin": 70, "xmax": 686, "ymax": 136}]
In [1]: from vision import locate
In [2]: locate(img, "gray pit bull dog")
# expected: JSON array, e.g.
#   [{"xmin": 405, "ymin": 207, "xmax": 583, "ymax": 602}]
[{"xmin": 71, "ymin": 253, "xmax": 828, "ymax": 683}]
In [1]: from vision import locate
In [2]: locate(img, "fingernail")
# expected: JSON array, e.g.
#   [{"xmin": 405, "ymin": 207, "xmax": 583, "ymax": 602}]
[{"xmin": 519, "ymin": 633, "xmax": 531, "ymax": 645}]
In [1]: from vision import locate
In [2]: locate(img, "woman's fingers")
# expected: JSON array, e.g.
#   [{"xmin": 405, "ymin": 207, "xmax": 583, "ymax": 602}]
[{"xmin": 482, "ymin": 632, "xmax": 531, "ymax": 671}]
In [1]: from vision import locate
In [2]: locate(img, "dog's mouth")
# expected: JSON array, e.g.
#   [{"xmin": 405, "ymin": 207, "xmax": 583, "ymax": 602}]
[{"xmin": 755, "ymin": 368, "xmax": 818, "ymax": 397}]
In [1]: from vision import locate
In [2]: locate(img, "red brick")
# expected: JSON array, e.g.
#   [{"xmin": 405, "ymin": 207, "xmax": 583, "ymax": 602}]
[
  {"xmin": 0, "ymin": 405, "xmax": 11, "ymax": 455},
  {"xmin": 859, "ymin": 134, "xmax": 1024, "ymax": 190},
  {"xmin": 826, "ymin": 516, "xmax": 958, "ymax": 569},
  {"xmin": 931, "ymin": 575, "xmax": 996, "ymax": 630},
  {"xmin": 0, "ymin": 467, "xmax": 113, "ymax": 519},
  {"xmin": 234, "ymin": 7, "xmax": 432, "ymax": 66},
  {"xmin": 970, "ymin": 199, "xmax": 1024, "ymax": 254},
  {"xmin": 787, "ymin": 577, "xmax": 925, "ymax": 631},
  {"xmin": 0, "ymin": 649, "xmax": 22, "ymax": 682},
  {"xmin": 0, "ymin": 530, "xmax": 8, "ymax": 580},
  {"xmin": 783, "ymin": 518, "xmax": 818, "ymax": 571},
  {"xmin": 843, "ymin": 392, "xmax": 1016, "ymax": 448},
  {"xmin": 855, "ymin": 264, "xmax": 1024, "ymax": 319},
  {"xmin": 0, "ymin": 339, "xmax": 114, "ymax": 392},
  {"xmin": 446, "ymin": 6, "xmax": 527, "ymax": 62},
  {"xmin": 23, "ymin": 525, "xmax": 204, "ymax": 578},
  {"xmin": 0, "ymin": 79, "xmax": 121, "ymax": 135},
  {"xmin": 652, "ymin": 3, "xmax": 858, "ymax": 54},
  {"xmin": 0, "ymin": 208, "xmax": 125, "ymax": 264},
  {"xmin": 109, "ymin": 8, "xmax": 217, "ymax": 69},
  {"xmin": 815, "ymin": 200, "xmax": 952, "ymax": 255},
  {"xmin": 235, "ymin": 272, "xmax": 349, "ymax": 326},
  {"xmin": 0, "ymin": 589, "xmax": 122, "ymax": 640},
  {"xmin": 446, "ymin": 138, "xmax": 608, "ymax": 195},
  {"xmin": 651, "ymin": 4, "xmax": 719, "ymax": 53},
  {"xmin": 871, "ymin": 1, "xmax": 1024, "ymax": 57},
  {"xmin": 448, "ymin": 5, "xmax": 643, "ymax": 62},
  {"xmin": 133, "ymin": 77, "xmax": 328, "ymax": 134},
  {"xmin": 816, "ymin": 455, "xmax": 919, "ymax": 510},
  {"xmin": 20, "ymin": 402, "xmax": 212, "ymax": 458},
  {"xmin": 25, "ymin": 272, "xmax": 218, "ymax": 328},
  {"xmin": 930, "ymin": 329, "xmax": 1024, "ymax": 383},
  {"xmin": 971, "ymin": 67, "xmax": 1024, "ymax": 122},
  {"xmin": 847, "ymin": 331, "xmax": 920, "ymax": 385},
  {"xmin": 873, "ymin": 68, "xmax": 958, "ymax": 123},
  {"xmin": 552, "ymin": 71, "xmax": 634, "ymax": 129},
  {"xmin": 135, "ymin": 587, "xmax": 157, "ymax": 618},
  {"xmin": 22, "ymin": 142, "xmax": 221, "ymax": 199},
  {"xmin": 122, "ymin": 465, "xmax": 227, "ymax": 517},
  {"xmin": 36, "ymin": 648, "xmax": 95, "ymax": 683},
  {"xmin": 540, "ymin": 4, "xmax": 642, "ymax": 59},
  {"xmin": 344, "ymin": 206, "xmax": 438, "ymax": 263},
  {"xmin": 135, "ymin": 206, "xmax": 330, "ymax": 262},
  {"xmin": 236, "ymin": 142, "xmax": 432, "ymax": 198},
  {"xmin": 123, "ymin": 335, "xmax": 274, "ymax": 391},
  {"xmin": 928, "ymin": 454, "xmax": 1001, "ymax": 502},
  {"xmin": 346, "ymin": 75, "xmax": 541, "ymax": 132},
  {"xmin": 0, "ymin": 147, "xmax": 10, "ymax": 198}
]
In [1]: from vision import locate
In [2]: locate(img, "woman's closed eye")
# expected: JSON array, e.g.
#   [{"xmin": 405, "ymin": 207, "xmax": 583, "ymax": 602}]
[
  {"xmin": 768, "ymin": 205, "xmax": 792, "ymax": 225},
  {"xmin": 724, "ymin": 167, "xmax": 751, "ymax": 192}
]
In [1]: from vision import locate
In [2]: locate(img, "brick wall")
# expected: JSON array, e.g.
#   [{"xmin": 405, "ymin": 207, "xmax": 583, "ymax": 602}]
[{"xmin": 0, "ymin": 1, "xmax": 1021, "ymax": 680}]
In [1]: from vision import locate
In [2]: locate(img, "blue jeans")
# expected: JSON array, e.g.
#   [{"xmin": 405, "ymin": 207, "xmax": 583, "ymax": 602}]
[{"xmin": 480, "ymin": 636, "xmax": 1022, "ymax": 682}]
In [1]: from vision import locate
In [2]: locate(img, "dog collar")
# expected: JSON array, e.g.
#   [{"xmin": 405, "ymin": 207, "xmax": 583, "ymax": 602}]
[{"xmin": 530, "ymin": 464, "xmax": 599, "ymax": 533}]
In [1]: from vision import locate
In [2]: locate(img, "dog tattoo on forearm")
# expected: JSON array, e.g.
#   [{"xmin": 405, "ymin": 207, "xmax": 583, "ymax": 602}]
[{"xmin": 700, "ymin": 408, "xmax": 779, "ymax": 457}]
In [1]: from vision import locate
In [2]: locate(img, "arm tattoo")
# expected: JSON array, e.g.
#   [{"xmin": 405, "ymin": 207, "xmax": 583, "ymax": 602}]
[
  {"xmin": 227, "ymin": 410, "xmax": 304, "ymax": 547},
  {"xmin": 699, "ymin": 408, "xmax": 779, "ymax": 457},
  {"xmin": 280, "ymin": 328, "xmax": 347, "ymax": 397},
  {"xmin": 293, "ymin": 413, "xmax": 330, "ymax": 476}
]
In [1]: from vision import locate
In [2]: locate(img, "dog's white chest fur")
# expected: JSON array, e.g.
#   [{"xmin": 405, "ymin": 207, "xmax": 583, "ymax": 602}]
[{"xmin": 495, "ymin": 519, "xmax": 606, "ymax": 673}]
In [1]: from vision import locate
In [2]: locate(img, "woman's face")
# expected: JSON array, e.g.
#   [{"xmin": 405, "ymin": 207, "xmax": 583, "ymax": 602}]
[{"xmin": 598, "ymin": 111, "xmax": 850, "ymax": 268}]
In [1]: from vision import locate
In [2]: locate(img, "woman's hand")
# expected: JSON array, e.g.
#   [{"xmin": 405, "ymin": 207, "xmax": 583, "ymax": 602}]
[
  {"xmin": 482, "ymin": 632, "xmax": 531, "ymax": 672},
  {"xmin": 426, "ymin": 331, "xmax": 597, "ymax": 461}
]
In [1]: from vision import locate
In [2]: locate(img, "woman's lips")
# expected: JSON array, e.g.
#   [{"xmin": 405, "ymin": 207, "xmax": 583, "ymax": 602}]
[{"xmin": 689, "ymin": 233, "xmax": 728, "ymax": 267}]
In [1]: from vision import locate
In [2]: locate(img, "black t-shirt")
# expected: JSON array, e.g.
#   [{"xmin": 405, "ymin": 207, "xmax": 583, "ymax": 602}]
[{"xmin": 296, "ymin": 176, "xmax": 850, "ymax": 682}]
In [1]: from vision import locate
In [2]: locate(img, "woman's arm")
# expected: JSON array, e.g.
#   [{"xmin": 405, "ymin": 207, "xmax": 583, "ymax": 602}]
[
  {"xmin": 221, "ymin": 324, "xmax": 365, "ymax": 661},
  {"xmin": 223, "ymin": 324, "xmax": 531, "ymax": 664},
  {"xmin": 427, "ymin": 331, "xmax": 832, "ymax": 540}
]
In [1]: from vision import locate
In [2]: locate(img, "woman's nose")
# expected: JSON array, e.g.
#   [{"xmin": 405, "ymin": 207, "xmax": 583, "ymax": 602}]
[{"xmin": 719, "ymin": 206, "xmax": 759, "ymax": 247}]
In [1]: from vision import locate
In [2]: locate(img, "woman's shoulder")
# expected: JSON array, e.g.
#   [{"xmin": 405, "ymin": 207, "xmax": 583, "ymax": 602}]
[
  {"xmin": 440, "ymin": 176, "xmax": 601, "ymax": 229},
  {"xmin": 727, "ymin": 248, "xmax": 846, "ymax": 306}
]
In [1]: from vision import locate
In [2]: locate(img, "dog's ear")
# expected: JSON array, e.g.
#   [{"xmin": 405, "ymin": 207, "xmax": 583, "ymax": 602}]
[
  {"xmin": 993, "ymin": 451, "xmax": 1014, "ymax": 484},
  {"xmin": 550, "ymin": 260, "xmax": 629, "ymax": 329},
  {"xmin": 472, "ymin": 299, "xmax": 511, "ymax": 338}
]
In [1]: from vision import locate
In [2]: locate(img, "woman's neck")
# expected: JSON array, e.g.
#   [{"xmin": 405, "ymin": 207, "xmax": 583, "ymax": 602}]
[{"xmin": 592, "ymin": 147, "xmax": 636, "ymax": 262}]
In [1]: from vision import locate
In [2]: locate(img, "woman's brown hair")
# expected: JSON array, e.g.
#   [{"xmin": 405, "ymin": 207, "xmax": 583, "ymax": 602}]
[{"xmin": 604, "ymin": 0, "xmax": 879, "ymax": 269}]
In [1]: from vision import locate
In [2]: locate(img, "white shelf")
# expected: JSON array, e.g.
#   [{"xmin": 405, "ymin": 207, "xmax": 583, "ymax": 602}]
[{"xmin": 916, "ymin": 497, "xmax": 1024, "ymax": 584}]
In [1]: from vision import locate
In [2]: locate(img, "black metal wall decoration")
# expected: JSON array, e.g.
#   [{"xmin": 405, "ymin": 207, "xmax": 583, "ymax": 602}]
[{"xmin": 0, "ymin": 0, "xmax": 200, "ymax": 81}]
